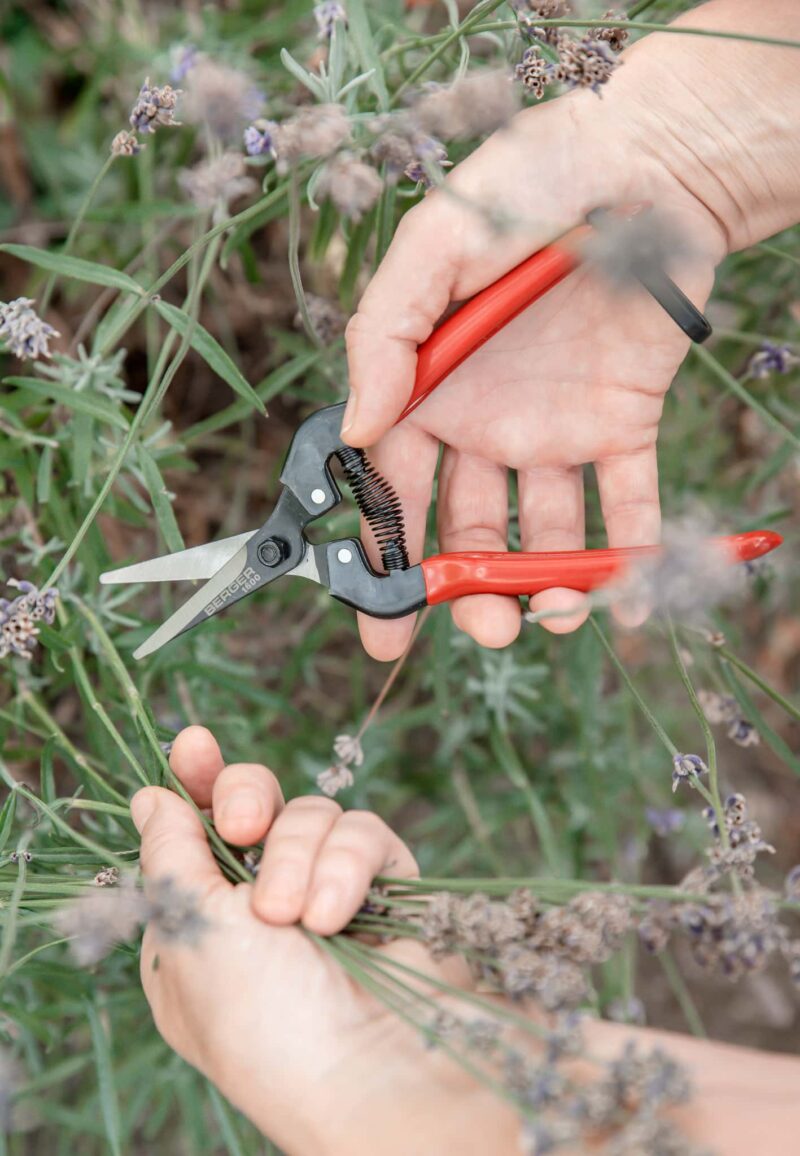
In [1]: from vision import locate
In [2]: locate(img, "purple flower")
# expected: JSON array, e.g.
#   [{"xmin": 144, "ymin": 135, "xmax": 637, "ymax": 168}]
[
  {"xmin": 314, "ymin": 1, "xmax": 347, "ymax": 40},
  {"xmin": 404, "ymin": 136, "xmax": 450, "ymax": 187},
  {"xmin": 747, "ymin": 342, "xmax": 799, "ymax": 379},
  {"xmin": 0, "ymin": 298, "xmax": 59, "ymax": 360},
  {"xmin": 243, "ymin": 119, "xmax": 277, "ymax": 157},
  {"xmin": 129, "ymin": 79, "xmax": 181, "ymax": 134},
  {"xmin": 671, "ymin": 753, "xmax": 708, "ymax": 793},
  {"xmin": 645, "ymin": 807, "xmax": 685, "ymax": 837}
]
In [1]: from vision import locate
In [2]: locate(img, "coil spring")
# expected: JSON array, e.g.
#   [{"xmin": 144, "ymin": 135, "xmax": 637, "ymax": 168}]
[{"xmin": 335, "ymin": 446, "xmax": 410, "ymax": 572}]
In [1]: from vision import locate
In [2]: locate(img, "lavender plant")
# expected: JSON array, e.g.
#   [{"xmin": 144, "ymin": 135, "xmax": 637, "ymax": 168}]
[{"xmin": 0, "ymin": 0, "xmax": 798, "ymax": 1152}]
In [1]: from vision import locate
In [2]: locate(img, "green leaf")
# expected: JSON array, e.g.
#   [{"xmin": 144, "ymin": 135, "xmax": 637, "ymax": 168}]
[
  {"xmin": 153, "ymin": 300, "xmax": 265, "ymax": 414},
  {"xmin": 40, "ymin": 735, "xmax": 57, "ymax": 805},
  {"xmin": 36, "ymin": 442, "xmax": 53, "ymax": 504},
  {"xmin": 0, "ymin": 244, "xmax": 144, "ymax": 295},
  {"xmin": 136, "ymin": 446, "xmax": 184, "ymax": 555},
  {"xmin": 343, "ymin": 0, "xmax": 390, "ymax": 110},
  {"xmin": 86, "ymin": 997, "xmax": 123, "ymax": 1156},
  {"xmin": 5, "ymin": 376, "xmax": 130, "ymax": 431},
  {"xmin": 183, "ymin": 350, "xmax": 319, "ymax": 443},
  {"xmin": 0, "ymin": 791, "xmax": 16, "ymax": 856}
]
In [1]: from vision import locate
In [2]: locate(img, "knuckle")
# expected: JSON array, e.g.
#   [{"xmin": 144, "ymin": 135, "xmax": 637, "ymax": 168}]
[{"xmin": 286, "ymin": 796, "xmax": 342, "ymax": 819}]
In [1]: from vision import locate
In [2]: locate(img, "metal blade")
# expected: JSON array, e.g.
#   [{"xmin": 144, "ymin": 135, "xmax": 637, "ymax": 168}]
[
  {"xmin": 132, "ymin": 543, "xmax": 323, "ymax": 661},
  {"xmin": 133, "ymin": 545, "xmax": 251, "ymax": 660},
  {"xmin": 100, "ymin": 531, "xmax": 256, "ymax": 585}
]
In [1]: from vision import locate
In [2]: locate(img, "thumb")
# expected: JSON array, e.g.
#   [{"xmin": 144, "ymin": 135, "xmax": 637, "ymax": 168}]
[
  {"xmin": 343, "ymin": 197, "xmax": 462, "ymax": 447},
  {"xmin": 131, "ymin": 786, "xmax": 230, "ymax": 900}
]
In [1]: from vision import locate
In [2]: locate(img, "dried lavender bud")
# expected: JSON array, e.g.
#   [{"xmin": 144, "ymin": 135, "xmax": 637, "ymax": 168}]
[
  {"xmin": 369, "ymin": 129, "xmax": 416, "ymax": 179},
  {"xmin": 420, "ymin": 890, "xmax": 459, "ymax": 957},
  {"xmin": 333, "ymin": 732, "xmax": 364, "ymax": 767},
  {"xmin": 111, "ymin": 130, "xmax": 144, "ymax": 157},
  {"xmin": 244, "ymin": 118, "xmax": 278, "ymax": 157},
  {"xmin": 591, "ymin": 10, "xmax": 630, "ymax": 54},
  {"xmin": 314, "ymin": 1, "xmax": 347, "ymax": 39},
  {"xmin": 0, "ymin": 579, "xmax": 59, "ymax": 660},
  {"xmin": 645, "ymin": 807, "xmax": 685, "ymax": 837},
  {"xmin": 747, "ymin": 342, "xmax": 799, "ymax": 379},
  {"xmin": 697, "ymin": 689, "xmax": 739, "ymax": 725},
  {"xmin": 726, "ymin": 717, "xmax": 759, "ymax": 747},
  {"xmin": 636, "ymin": 904, "xmax": 673, "ymax": 954},
  {"xmin": 507, "ymin": 887, "xmax": 540, "ymax": 933},
  {"xmin": 295, "ymin": 294, "xmax": 346, "ymax": 346},
  {"xmin": 272, "ymin": 104, "xmax": 351, "ymax": 172},
  {"xmin": 413, "ymin": 71, "xmax": 519, "ymax": 141},
  {"xmin": 170, "ymin": 43, "xmax": 199, "ymax": 83},
  {"xmin": 452, "ymin": 892, "xmax": 527, "ymax": 951},
  {"xmin": 403, "ymin": 136, "xmax": 450, "ymax": 187},
  {"xmin": 671, "ymin": 753, "xmax": 707, "ymax": 793},
  {"xmin": 0, "ymin": 299, "xmax": 60, "ymax": 361},
  {"xmin": 552, "ymin": 32, "xmax": 620, "ymax": 94},
  {"xmin": 317, "ymin": 764, "xmax": 354, "ymax": 797},
  {"xmin": 496, "ymin": 946, "xmax": 588, "ymax": 1009},
  {"xmin": 179, "ymin": 152, "xmax": 257, "ymax": 223},
  {"xmin": 129, "ymin": 78, "xmax": 181, "ymax": 134},
  {"xmin": 316, "ymin": 152, "xmax": 383, "ymax": 221},
  {"xmin": 94, "ymin": 866, "xmax": 120, "ymax": 887},
  {"xmin": 181, "ymin": 57, "xmax": 264, "ymax": 140},
  {"xmin": 515, "ymin": 45, "xmax": 550, "ymax": 99}
]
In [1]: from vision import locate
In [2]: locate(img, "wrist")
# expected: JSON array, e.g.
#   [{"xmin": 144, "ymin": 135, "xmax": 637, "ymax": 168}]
[{"xmin": 609, "ymin": 0, "xmax": 800, "ymax": 253}]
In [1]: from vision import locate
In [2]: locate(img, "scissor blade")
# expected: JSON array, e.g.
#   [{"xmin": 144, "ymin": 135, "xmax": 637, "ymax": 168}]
[
  {"xmin": 100, "ymin": 532, "xmax": 256, "ymax": 585},
  {"xmin": 133, "ymin": 545, "xmax": 252, "ymax": 660}
]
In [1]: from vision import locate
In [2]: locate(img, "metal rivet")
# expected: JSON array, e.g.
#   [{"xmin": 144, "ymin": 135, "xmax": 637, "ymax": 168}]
[
  {"xmin": 311, "ymin": 488, "xmax": 326, "ymax": 505},
  {"xmin": 337, "ymin": 548, "xmax": 353, "ymax": 564}
]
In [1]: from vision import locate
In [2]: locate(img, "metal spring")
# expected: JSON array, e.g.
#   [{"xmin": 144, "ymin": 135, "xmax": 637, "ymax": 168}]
[{"xmin": 335, "ymin": 446, "xmax": 410, "ymax": 572}]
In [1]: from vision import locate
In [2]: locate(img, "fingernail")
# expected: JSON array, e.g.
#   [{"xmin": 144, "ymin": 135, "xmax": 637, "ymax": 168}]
[
  {"xmin": 130, "ymin": 791, "xmax": 157, "ymax": 834},
  {"xmin": 220, "ymin": 791, "xmax": 263, "ymax": 824},
  {"xmin": 341, "ymin": 391, "xmax": 358, "ymax": 435},
  {"xmin": 306, "ymin": 882, "xmax": 343, "ymax": 926}
]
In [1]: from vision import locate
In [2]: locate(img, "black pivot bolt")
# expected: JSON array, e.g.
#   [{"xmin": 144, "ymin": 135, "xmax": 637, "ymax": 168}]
[{"xmin": 258, "ymin": 537, "xmax": 288, "ymax": 568}]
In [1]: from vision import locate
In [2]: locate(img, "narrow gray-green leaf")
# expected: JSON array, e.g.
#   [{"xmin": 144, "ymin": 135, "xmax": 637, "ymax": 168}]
[
  {"xmin": 0, "ymin": 791, "xmax": 16, "ymax": 856},
  {"xmin": 344, "ymin": 0, "xmax": 390, "ymax": 110},
  {"xmin": 136, "ymin": 446, "xmax": 185, "ymax": 555},
  {"xmin": 5, "ymin": 376, "xmax": 130, "ymax": 430},
  {"xmin": 0, "ymin": 243, "xmax": 144, "ymax": 295},
  {"xmin": 153, "ymin": 300, "xmax": 265, "ymax": 413},
  {"xmin": 86, "ymin": 997, "xmax": 123, "ymax": 1156}
]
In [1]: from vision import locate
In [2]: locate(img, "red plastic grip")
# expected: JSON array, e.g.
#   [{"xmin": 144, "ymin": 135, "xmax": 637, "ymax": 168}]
[
  {"xmin": 420, "ymin": 531, "xmax": 783, "ymax": 605},
  {"xmin": 397, "ymin": 228, "xmax": 589, "ymax": 423}
]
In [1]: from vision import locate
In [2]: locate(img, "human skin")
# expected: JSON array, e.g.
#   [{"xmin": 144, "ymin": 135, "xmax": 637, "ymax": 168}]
[
  {"xmin": 341, "ymin": 0, "xmax": 800, "ymax": 661},
  {"xmin": 132, "ymin": 727, "xmax": 800, "ymax": 1156}
]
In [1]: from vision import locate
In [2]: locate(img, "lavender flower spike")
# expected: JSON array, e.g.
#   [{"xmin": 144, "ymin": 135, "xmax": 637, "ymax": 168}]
[
  {"xmin": 0, "ymin": 298, "xmax": 60, "ymax": 361},
  {"xmin": 748, "ymin": 342, "xmax": 799, "ymax": 379},
  {"xmin": 314, "ymin": 1, "xmax": 347, "ymax": 40},
  {"xmin": 0, "ymin": 579, "xmax": 59, "ymax": 660},
  {"xmin": 244, "ymin": 119, "xmax": 278, "ymax": 157},
  {"xmin": 111, "ymin": 130, "xmax": 144, "ymax": 157},
  {"xmin": 129, "ymin": 78, "xmax": 182, "ymax": 134},
  {"xmin": 671, "ymin": 753, "xmax": 708, "ymax": 793}
]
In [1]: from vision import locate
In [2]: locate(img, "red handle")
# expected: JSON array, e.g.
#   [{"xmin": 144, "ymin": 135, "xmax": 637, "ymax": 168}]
[
  {"xmin": 397, "ymin": 226, "xmax": 589, "ymax": 423},
  {"xmin": 420, "ymin": 531, "xmax": 783, "ymax": 605}
]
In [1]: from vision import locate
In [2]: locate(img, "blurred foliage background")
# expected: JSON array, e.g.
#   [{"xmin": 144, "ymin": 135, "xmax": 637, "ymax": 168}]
[{"xmin": 0, "ymin": 0, "xmax": 798, "ymax": 1152}]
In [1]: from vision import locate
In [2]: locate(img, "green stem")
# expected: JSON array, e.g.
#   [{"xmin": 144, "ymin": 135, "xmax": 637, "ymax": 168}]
[
  {"xmin": 39, "ymin": 154, "xmax": 116, "ymax": 313},
  {"xmin": 588, "ymin": 616, "xmax": 677, "ymax": 756},
  {"xmin": 714, "ymin": 644, "xmax": 800, "ymax": 724},
  {"xmin": 0, "ymin": 837, "xmax": 30, "ymax": 982},
  {"xmin": 693, "ymin": 343, "xmax": 800, "ymax": 454},
  {"xmin": 665, "ymin": 617, "xmax": 730, "ymax": 845},
  {"xmin": 658, "ymin": 950, "xmax": 708, "ymax": 1039},
  {"xmin": 392, "ymin": 0, "xmax": 508, "ymax": 102},
  {"xmin": 287, "ymin": 172, "xmax": 320, "ymax": 345}
]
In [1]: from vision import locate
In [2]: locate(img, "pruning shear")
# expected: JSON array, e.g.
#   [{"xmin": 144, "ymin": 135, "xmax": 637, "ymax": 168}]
[{"xmin": 101, "ymin": 209, "xmax": 781, "ymax": 660}]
